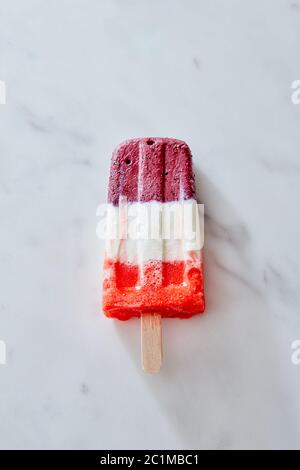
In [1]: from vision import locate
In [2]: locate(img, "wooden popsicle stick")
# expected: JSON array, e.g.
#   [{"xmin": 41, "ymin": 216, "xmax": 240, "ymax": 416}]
[{"xmin": 141, "ymin": 314, "xmax": 162, "ymax": 373}]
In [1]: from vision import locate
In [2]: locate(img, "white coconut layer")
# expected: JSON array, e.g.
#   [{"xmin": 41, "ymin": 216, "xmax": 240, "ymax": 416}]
[{"xmin": 101, "ymin": 199, "xmax": 204, "ymax": 263}]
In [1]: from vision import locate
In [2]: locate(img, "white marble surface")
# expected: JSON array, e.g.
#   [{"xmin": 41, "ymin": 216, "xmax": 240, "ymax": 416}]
[{"xmin": 1, "ymin": 0, "xmax": 300, "ymax": 450}]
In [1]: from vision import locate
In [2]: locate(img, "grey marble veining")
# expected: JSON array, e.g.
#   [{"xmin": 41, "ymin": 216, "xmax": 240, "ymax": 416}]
[{"xmin": 1, "ymin": 0, "xmax": 300, "ymax": 450}]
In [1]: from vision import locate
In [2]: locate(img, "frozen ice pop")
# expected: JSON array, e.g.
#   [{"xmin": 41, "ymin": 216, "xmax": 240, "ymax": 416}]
[{"xmin": 102, "ymin": 138, "xmax": 205, "ymax": 371}]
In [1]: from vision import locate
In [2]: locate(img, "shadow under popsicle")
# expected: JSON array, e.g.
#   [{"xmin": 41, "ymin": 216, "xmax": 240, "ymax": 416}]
[{"xmin": 114, "ymin": 168, "xmax": 299, "ymax": 449}]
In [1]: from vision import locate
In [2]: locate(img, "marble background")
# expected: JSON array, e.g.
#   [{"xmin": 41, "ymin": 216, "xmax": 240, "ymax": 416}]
[{"xmin": 1, "ymin": 0, "xmax": 300, "ymax": 450}]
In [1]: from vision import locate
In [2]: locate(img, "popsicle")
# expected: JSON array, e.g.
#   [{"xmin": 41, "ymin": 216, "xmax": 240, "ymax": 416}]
[{"xmin": 102, "ymin": 137, "xmax": 205, "ymax": 371}]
